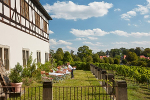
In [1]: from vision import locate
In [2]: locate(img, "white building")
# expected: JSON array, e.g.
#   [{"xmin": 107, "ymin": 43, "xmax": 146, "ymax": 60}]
[{"xmin": 0, "ymin": 0, "xmax": 52, "ymax": 71}]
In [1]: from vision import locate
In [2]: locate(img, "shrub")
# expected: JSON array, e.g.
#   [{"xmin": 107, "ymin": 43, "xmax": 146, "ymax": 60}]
[
  {"xmin": 9, "ymin": 63, "xmax": 22, "ymax": 83},
  {"xmin": 22, "ymin": 77, "xmax": 33, "ymax": 86},
  {"xmin": 114, "ymin": 58, "xmax": 120, "ymax": 64},
  {"xmin": 122, "ymin": 59, "xmax": 127, "ymax": 65},
  {"xmin": 137, "ymin": 61, "xmax": 147, "ymax": 67},
  {"xmin": 130, "ymin": 61, "xmax": 138, "ymax": 66}
]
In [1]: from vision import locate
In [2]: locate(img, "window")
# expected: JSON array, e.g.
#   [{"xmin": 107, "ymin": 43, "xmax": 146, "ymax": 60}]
[
  {"xmin": 22, "ymin": 49, "xmax": 29, "ymax": 67},
  {"xmin": 37, "ymin": 51, "xmax": 41, "ymax": 63},
  {"xmin": 0, "ymin": 46, "xmax": 9, "ymax": 70},
  {"xmin": 3, "ymin": 0, "xmax": 10, "ymax": 6},
  {"xmin": 35, "ymin": 12, "xmax": 40, "ymax": 28},
  {"xmin": 43, "ymin": 20, "xmax": 47, "ymax": 33},
  {"xmin": 21, "ymin": 0, "xmax": 29, "ymax": 19},
  {"xmin": 45, "ymin": 53, "xmax": 49, "ymax": 62}
]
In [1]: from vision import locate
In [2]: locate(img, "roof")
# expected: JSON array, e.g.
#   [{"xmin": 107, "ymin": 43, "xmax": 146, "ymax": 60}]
[{"xmin": 30, "ymin": 0, "xmax": 52, "ymax": 20}]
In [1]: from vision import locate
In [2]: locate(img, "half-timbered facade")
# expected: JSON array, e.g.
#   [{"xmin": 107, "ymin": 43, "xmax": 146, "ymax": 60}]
[{"xmin": 0, "ymin": 0, "xmax": 52, "ymax": 70}]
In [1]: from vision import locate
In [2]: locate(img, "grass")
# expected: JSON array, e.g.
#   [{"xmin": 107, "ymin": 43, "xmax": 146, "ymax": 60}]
[
  {"xmin": 108, "ymin": 70, "xmax": 150, "ymax": 100},
  {"xmin": 9, "ymin": 70, "xmax": 150, "ymax": 100},
  {"xmin": 11, "ymin": 70, "xmax": 113, "ymax": 100}
]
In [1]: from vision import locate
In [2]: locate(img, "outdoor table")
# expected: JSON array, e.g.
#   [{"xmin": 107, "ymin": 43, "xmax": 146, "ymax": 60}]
[{"xmin": 49, "ymin": 72, "xmax": 64, "ymax": 76}]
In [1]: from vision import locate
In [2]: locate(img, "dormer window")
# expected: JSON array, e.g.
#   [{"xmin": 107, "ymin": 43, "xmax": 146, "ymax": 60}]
[
  {"xmin": 3, "ymin": 0, "xmax": 10, "ymax": 6},
  {"xmin": 35, "ymin": 12, "xmax": 40, "ymax": 28},
  {"xmin": 21, "ymin": 0, "xmax": 29, "ymax": 19}
]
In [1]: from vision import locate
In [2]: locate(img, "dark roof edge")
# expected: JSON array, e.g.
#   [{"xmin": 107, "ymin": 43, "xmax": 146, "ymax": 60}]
[{"xmin": 30, "ymin": 0, "xmax": 52, "ymax": 20}]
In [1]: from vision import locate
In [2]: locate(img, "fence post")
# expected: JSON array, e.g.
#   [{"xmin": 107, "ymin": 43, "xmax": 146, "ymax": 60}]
[
  {"xmin": 95, "ymin": 67, "xmax": 98, "ymax": 78},
  {"xmin": 93, "ymin": 65, "xmax": 95, "ymax": 75},
  {"xmin": 43, "ymin": 82, "xmax": 53, "ymax": 100},
  {"xmin": 115, "ymin": 80, "xmax": 128, "ymax": 100},
  {"xmin": 106, "ymin": 74, "xmax": 114, "ymax": 94},
  {"xmin": 90, "ymin": 64, "xmax": 92, "ymax": 72},
  {"xmin": 97, "ymin": 68, "xmax": 101, "ymax": 80},
  {"xmin": 101, "ymin": 70, "xmax": 107, "ymax": 86}
]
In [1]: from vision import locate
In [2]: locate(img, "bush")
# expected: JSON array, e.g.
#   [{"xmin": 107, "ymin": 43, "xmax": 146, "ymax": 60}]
[
  {"xmin": 137, "ymin": 61, "xmax": 147, "ymax": 67},
  {"xmin": 122, "ymin": 59, "xmax": 127, "ymax": 65},
  {"xmin": 130, "ymin": 61, "xmax": 138, "ymax": 66},
  {"xmin": 22, "ymin": 77, "xmax": 33, "ymax": 86},
  {"xmin": 114, "ymin": 58, "xmax": 120, "ymax": 64},
  {"xmin": 9, "ymin": 63, "xmax": 23, "ymax": 83},
  {"xmin": 103, "ymin": 57, "xmax": 109, "ymax": 63}
]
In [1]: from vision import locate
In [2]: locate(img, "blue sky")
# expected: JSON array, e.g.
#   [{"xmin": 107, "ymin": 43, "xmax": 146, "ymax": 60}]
[{"xmin": 40, "ymin": 0, "xmax": 150, "ymax": 54}]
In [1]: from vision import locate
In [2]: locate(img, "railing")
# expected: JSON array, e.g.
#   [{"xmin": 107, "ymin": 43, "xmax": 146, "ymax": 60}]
[
  {"xmin": 90, "ymin": 64, "xmax": 128, "ymax": 100},
  {"xmin": 0, "ymin": 86, "xmax": 43, "ymax": 100},
  {"xmin": 0, "ymin": 83, "xmax": 116, "ymax": 100},
  {"xmin": 53, "ymin": 85, "xmax": 115, "ymax": 100}
]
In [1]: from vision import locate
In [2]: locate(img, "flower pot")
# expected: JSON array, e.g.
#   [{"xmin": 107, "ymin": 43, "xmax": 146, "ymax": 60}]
[{"xmin": 10, "ymin": 82, "xmax": 22, "ymax": 92}]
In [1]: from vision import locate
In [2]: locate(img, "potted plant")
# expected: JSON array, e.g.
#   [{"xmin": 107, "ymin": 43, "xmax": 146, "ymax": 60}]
[{"xmin": 9, "ymin": 63, "xmax": 23, "ymax": 92}]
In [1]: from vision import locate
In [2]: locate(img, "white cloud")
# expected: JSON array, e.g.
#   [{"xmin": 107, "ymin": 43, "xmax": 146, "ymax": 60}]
[
  {"xmin": 147, "ymin": 20, "xmax": 150, "ymax": 23},
  {"xmin": 43, "ymin": 1, "xmax": 113, "ymax": 20},
  {"xmin": 128, "ymin": 23, "xmax": 131, "ymax": 26},
  {"xmin": 114, "ymin": 8, "xmax": 121, "ymax": 12},
  {"xmin": 112, "ymin": 42, "xmax": 128, "ymax": 44},
  {"xmin": 88, "ymin": 37, "xmax": 98, "ymax": 40},
  {"xmin": 121, "ymin": 11, "xmax": 136, "ymax": 20},
  {"xmin": 57, "ymin": 40, "xmax": 72, "ymax": 45},
  {"xmin": 131, "ymin": 41, "xmax": 150, "ymax": 45},
  {"xmin": 49, "ymin": 30, "xmax": 54, "ymax": 34},
  {"xmin": 75, "ymin": 38, "xmax": 86, "ymax": 40},
  {"xmin": 83, "ymin": 41, "xmax": 104, "ymax": 46},
  {"xmin": 121, "ymin": 0, "xmax": 150, "ymax": 20},
  {"xmin": 133, "ymin": 24, "xmax": 138, "ymax": 27},
  {"xmin": 66, "ymin": 46, "xmax": 76, "ymax": 50},
  {"xmin": 49, "ymin": 39, "xmax": 57, "ymax": 45},
  {"xmin": 110, "ymin": 30, "xmax": 129, "ymax": 37},
  {"xmin": 49, "ymin": 39, "xmax": 72, "ymax": 45},
  {"xmin": 134, "ymin": 5, "xmax": 149, "ymax": 15},
  {"xmin": 144, "ymin": 15, "xmax": 149, "ymax": 18},
  {"xmin": 130, "ymin": 32, "xmax": 150, "ymax": 37},
  {"xmin": 70, "ymin": 28, "xmax": 109, "ymax": 37}
]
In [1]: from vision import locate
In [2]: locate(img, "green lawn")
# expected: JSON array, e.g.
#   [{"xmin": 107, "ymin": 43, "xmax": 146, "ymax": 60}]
[
  {"xmin": 15, "ymin": 70, "xmax": 150, "ymax": 100},
  {"xmin": 14, "ymin": 70, "xmax": 113, "ymax": 100}
]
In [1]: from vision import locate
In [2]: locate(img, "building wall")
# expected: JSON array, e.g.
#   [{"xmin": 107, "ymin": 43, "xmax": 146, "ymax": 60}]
[{"xmin": 0, "ymin": 22, "xmax": 49, "ymax": 70}]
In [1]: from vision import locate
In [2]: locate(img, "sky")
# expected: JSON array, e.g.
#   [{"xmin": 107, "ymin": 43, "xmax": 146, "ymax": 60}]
[{"xmin": 40, "ymin": 0, "xmax": 150, "ymax": 54}]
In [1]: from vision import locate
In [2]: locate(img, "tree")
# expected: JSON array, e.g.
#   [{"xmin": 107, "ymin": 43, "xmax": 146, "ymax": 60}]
[
  {"xmin": 108, "ymin": 57, "xmax": 114, "ymax": 64},
  {"xmin": 126, "ymin": 51, "xmax": 138, "ymax": 62},
  {"xmin": 134, "ymin": 47, "xmax": 142, "ymax": 56},
  {"xmin": 103, "ymin": 57, "xmax": 109, "ymax": 63},
  {"xmin": 120, "ymin": 47, "xmax": 128, "ymax": 55},
  {"xmin": 109, "ymin": 49, "xmax": 121, "ymax": 57},
  {"xmin": 114, "ymin": 58, "xmax": 120, "ymax": 64},
  {"xmin": 129, "ymin": 48, "xmax": 135, "ymax": 52},
  {"xmin": 92, "ymin": 53, "xmax": 100, "ymax": 63},
  {"xmin": 142, "ymin": 48, "xmax": 150, "ymax": 57},
  {"xmin": 49, "ymin": 49, "xmax": 54, "ymax": 58},
  {"xmin": 63, "ymin": 51, "xmax": 72, "ymax": 64},
  {"xmin": 54, "ymin": 48, "xmax": 64, "ymax": 63},
  {"xmin": 77, "ymin": 45, "xmax": 92, "ymax": 59},
  {"xmin": 122, "ymin": 59, "xmax": 127, "ymax": 65},
  {"xmin": 97, "ymin": 50, "xmax": 106, "ymax": 56},
  {"xmin": 73, "ymin": 55, "xmax": 81, "ymax": 61},
  {"xmin": 86, "ymin": 56, "xmax": 93, "ymax": 63}
]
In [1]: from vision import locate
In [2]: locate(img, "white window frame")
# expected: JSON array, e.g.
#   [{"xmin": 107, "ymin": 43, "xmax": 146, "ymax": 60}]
[
  {"xmin": 0, "ymin": 44, "xmax": 10, "ymax": 70},
  {"xmin": 45, "ymin": 52, "xmax": 49, "ymax": 62},
  {"xmin": 37, "ymin": 51, "xmax": 41, "ymax": 63},
  {"xmin": 22, "ymin": 48, "xmax": 29, "ymax": 67}
]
